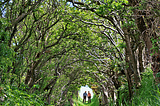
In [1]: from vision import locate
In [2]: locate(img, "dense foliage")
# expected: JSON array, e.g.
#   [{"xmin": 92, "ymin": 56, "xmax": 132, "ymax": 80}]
[{"xmin": 0, "ymin": 0, "xmax": 159, "ymax": 105}]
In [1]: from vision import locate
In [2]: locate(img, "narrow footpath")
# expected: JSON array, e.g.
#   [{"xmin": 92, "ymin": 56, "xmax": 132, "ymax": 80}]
[{"xmin": 73, "ymin": 95, "xmax": 99, "ymax": 106}]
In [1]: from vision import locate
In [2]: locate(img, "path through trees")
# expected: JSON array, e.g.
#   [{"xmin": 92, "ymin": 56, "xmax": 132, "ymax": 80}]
[{"xmin": 0, "ymin": 0, "xmax": 159, "ymax": 105}]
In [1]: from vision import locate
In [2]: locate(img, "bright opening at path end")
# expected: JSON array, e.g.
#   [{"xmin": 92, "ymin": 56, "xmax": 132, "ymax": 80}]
[{"xmin": 79, "ymin": 85, "xmax": 94, "ymax": 100}]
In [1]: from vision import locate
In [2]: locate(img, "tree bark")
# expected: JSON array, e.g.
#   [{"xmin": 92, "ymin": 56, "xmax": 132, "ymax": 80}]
[
  {"xmin": 128, "ymin": 0, "xmax": 160, "ymax": 83},
  {"xmin": 138, "ymin": 43, "xmax": 144, "ymax": 72},
  {"xmin": 124, "ymin": 43, "xmax": 133, "ymax": 99}
]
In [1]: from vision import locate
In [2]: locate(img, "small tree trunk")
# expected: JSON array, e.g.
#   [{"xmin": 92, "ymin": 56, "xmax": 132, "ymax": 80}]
[
  {"xmin": 68, "ymin": 96, "xmax": 74, "ymax": 106},
  {"xmin": 124, "ymin": 41, "xmax": 133, "ymax": 99},
  {"xmin": 25, "ymin": 70, "xmax": 31, "ymax": 85},
  {"xmin": 124, "ymin": 28, "xmax": 141, "ymax": 87},
  {"xmin": 138, "ymin": 44, "xmax": 144, "ymax": 72}
]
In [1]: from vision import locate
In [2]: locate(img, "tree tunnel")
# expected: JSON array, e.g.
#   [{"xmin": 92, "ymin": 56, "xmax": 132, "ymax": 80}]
[{"xmin": 1, "ymin": 0, "xmax": 160, "ymax": 106}]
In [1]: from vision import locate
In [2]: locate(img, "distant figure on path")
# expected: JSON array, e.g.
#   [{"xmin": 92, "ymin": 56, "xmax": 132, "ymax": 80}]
[
  {"xmin": 83, "ymin": 91, "xmax": 87, "ymax": 103},
  {"xmin": 88, "ymin": 91, "xmax": 91, "ymax": 103}
]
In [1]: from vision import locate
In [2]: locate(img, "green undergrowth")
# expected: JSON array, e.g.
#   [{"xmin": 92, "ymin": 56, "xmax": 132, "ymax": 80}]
[
  {"xmin": 1, "ymin": 68, "xmax": 159, "ymax": 106},
  {"xmin": 0, "ymin": 84, "xmax": 45, "ymax": 106},
  {"xmin": 117, "ymin": 67, "xmax": 160, "ymax": 106},
  {"xmin": 131, "ymin": 68, "xmax": 160, "ymax": 106}
]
